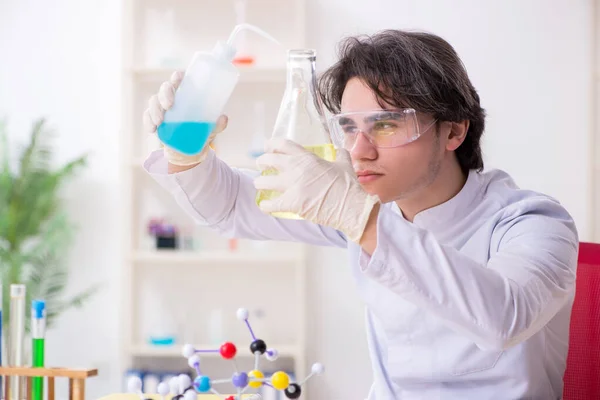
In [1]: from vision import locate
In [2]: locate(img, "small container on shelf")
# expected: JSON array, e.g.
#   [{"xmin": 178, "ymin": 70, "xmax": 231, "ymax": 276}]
[
  {"xmin": 228, "ymin": 238, "xmax": 239, "ymax": 252},
  {"xmin": 179, "ymin": 225, "xmax": 198, "ymax": 251},
  {"xmin": 143, "ymin": 7, "xmax": 183, "ymax": 68},
  {"xmin": 156, "ymin": 233, "xmax": 177, "ymax": 249},
  {"xmin": 146, "ymin": 305, "xmax": 178, "ymax": 347},
  {"xmin": 207, "ymin": 308, "xmax": 225, "ymax": 345},
  {"xmin": 147, "ymin": 218, "xmax": 179, "ymax": 249},
  {"xmin": 148, "ymin": 334, "xmax": 176, "ymax": 346},
  {"xmin": 248, "ymin": 101, "xmax": 267, "ymax": 159}
]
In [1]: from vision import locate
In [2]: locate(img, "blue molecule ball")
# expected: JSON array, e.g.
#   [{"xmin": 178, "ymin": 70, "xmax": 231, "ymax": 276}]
[
  {"xmin": 193, "ymin": 375, "xmax": 211, "ymax": 392},
  {"xmin": 232, "ymin": 371, "xmax": 248, "ymax": 388}
]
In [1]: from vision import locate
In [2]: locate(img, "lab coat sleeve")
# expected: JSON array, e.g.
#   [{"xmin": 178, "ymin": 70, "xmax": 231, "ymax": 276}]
[
  {"xmin": 143, "ymin": 149, "xmax": 347, "ymax": 247},
  {"xmin": 358, "ymin": 201, "xmax": 579, "ymax": 351}
]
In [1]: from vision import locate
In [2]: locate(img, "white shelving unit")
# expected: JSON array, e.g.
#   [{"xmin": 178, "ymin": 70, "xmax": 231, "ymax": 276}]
[
  {"xmin": 119, "ymin": 0, "xmax": 311, "ymax": 395},
  {"xmin": 128, "ymin": 343, "xmax": 301, "ymax": 359},
  {"xmin": 130, "ymin": 250, "xmax": 300, "ymax": 265}
]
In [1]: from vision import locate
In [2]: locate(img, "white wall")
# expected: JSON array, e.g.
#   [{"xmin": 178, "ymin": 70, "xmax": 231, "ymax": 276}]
[
  {"xmin": 0, "ymin": 0, "xmax": 123, "ymax": 398},
  {"xmin": 0, "ymin": 0, "xmax": 594, "ymax": 399}
]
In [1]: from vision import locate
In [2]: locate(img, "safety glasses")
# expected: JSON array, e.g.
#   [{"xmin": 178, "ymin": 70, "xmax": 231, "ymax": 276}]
[{"xmin": 328, "ymin": 108, "xmax": 438, "ymax": 150}]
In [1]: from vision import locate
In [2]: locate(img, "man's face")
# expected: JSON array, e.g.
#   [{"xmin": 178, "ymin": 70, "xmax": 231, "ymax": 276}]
[{"xmin": 338, "ymin": 77, "xmax": 446, "ymax": 203}]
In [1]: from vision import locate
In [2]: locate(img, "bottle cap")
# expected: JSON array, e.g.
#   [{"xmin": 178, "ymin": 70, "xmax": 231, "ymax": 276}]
[
  {"xmin": 10, "ymin": 284, "xmax": 25, "ymax": 297},
  {"xmin": 213, "ymin": 40, "xmax": 237, "ymax": 62},
  {"xmin": 32, "ymin": 299, "xmax": 46, "ymax": 319}
]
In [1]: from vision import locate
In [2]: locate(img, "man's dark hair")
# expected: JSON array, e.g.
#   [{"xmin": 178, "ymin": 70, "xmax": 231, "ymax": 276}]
[{"xmin": 317, "ymin": 29, "xmax": 486, "ymax": 173}]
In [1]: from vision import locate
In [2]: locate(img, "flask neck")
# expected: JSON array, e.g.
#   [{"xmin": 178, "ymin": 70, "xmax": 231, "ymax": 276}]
[
  {"xmin": 285, "ymin": 49, "xmax": 317, "ymax": 89},
  {"xmin": 271, "ymin": 48, "xmax": 332, "ymax": 146}
]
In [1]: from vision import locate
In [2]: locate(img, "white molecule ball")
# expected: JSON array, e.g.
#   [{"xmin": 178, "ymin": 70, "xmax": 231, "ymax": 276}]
[
  {"xmin": 182, "ymin": 344, "xmax": 195, "ymax": 358},
  {"xmin": 248, "ymin": 395, "xmax": 263, "ymax": 400},
  {"xmin": 311, "ymin": 362, "xmax": 325, "ymax": 375},
  {"xmin": 183, "ymin": 389, "xmax": 197, "ymax": 400},
  {"xmin": 157, "ymin": 382, "xmax": 170, "ymax": 396},
  {"xmin": 127, "ymin": 376, "xmax": 142, "ymax": 393},
  {"xmin": 169, "ymin": 376, "xmax": 179, "ymax": 394},
  {"xmin": 265, "ymin": 348, "xmax": 279, "ymax": 361},
  {"xmin": 236, "ymin": 307, "xmax": 249, "ymax": 321},
  {"xmin": 188, "ymin": 354, "xmax": 200, "ymax": 369},
  {"xmin": 178, "ymin": 374, "xmax": 192, "ymax": 392}
]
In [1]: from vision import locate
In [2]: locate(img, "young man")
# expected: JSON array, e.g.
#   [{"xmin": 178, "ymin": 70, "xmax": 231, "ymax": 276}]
[{"xmin": 143, "ymin": 30, "xmax": 578, "ymax": 399}]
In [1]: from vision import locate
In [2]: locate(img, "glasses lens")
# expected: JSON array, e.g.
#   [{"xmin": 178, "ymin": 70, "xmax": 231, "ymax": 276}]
[{"xmin": 331, "ymin": 110, "xmax": 418, "ymax": 149}]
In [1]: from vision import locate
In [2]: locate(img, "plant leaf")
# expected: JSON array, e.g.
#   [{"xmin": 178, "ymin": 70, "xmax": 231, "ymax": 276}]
[{"xmin": 0, "ymin": 118, "xmax": 97, "ymax": 333}]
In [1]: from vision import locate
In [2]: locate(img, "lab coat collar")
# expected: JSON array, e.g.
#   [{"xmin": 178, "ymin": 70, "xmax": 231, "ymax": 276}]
[{"xmin": 410, "ymin": 169, "xmax": 482, "ymax": 228}]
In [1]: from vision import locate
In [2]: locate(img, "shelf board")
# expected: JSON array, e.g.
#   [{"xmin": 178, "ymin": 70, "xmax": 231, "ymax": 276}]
[
  {"xmin": 129, "ymin": 66, "xmax": 286, "ymax": 83},
  {"xmin": 131, "ymin": 250, "xmax": 300, "ymax": 265},
  {"xmin": 128, "ymin": 343, "xmax": 300, "ymax": 358}
]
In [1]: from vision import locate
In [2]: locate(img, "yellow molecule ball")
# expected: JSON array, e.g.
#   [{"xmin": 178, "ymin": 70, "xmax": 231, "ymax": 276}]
[
  {"xmin": 271, "ymin": 371, "xmax": 290, "ymax": 390},
  {"xmin": 248, "ymin": 370, "xmax": 264, "ymax": 388}
]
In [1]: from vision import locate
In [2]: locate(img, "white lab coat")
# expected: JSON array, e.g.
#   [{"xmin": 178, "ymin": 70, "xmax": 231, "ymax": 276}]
[{"xmin": 144, "ymin": 149, "xmax": 578, "ymax": 400}]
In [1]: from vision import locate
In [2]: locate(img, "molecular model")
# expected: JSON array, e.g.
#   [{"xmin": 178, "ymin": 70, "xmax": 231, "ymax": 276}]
[
  {"xmin": 127, "ymin": 375, "xmax": 262, "ymax": 400},
  {"xmin": 127, "ymin": 308, "xmax": 324, "ymax": 400}
]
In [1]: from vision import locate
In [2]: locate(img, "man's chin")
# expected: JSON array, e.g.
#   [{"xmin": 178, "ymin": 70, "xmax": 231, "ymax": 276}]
[
  {"xmin": 361, "ymin": 184, "xmax": 389, "ymax": 202},
  {"xmin": 361, "ymin": 184, "xmax": 409, "ymax": 204}
]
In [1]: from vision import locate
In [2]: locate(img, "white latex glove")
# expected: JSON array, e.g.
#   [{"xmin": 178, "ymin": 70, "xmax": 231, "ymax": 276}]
[
  {"xmin": 142, "ymin": 70, "xmax": 228, "ymax": 166},
  {"xmin": 253, "ymin": 138, "xmax": 380, "ymax": 243}
]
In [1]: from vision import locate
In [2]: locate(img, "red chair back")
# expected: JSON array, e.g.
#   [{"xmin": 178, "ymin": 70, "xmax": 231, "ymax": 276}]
[{"xmin": 563, "ymin": 242, "xmax": 600, "ymax": 400}]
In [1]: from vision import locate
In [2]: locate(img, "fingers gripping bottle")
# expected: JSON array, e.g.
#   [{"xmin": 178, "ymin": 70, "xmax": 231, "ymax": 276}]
[
  {"xmin": 157, "ymin": 24, "xmax": 278, "ymax": 156},
  {"xmin": 256, "ymin": 49, "xmax": 336, "ymax": 220}
]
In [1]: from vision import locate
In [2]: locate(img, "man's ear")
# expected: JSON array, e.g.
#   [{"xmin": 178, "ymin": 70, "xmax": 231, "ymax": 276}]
[{"xmin": 446, "ymin": 120, "xmax": 469, "ymax": 151}]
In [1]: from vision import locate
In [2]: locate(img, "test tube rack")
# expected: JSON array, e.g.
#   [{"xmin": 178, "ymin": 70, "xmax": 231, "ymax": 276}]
[{"xmin": 0, "ymin": 366, "xmax": 98, "ymax": 400}]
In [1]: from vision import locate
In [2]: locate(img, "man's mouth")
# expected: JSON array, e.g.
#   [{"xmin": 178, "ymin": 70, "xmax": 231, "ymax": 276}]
[{"xmin": 356, "ymin": 170, "xmax": 384, "ymax": 183}]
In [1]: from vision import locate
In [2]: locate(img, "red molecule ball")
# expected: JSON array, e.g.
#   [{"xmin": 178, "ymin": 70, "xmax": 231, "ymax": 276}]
[
  {"xmin": 220, "ymin": 342, "xmax": 237, "ymax": 359},
  {"xmin": 225, "ymin": 397, "xmax": 235, "ymax": 400}
]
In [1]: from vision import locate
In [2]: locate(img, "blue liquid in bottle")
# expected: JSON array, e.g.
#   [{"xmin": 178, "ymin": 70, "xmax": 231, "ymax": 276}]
[{"xmin": 157, "ymin": 121, "xmax": 216, "ymax": 156}]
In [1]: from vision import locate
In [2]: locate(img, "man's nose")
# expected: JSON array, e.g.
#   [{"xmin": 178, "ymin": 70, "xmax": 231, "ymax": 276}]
[{"xmin": 350, "ymin": 131, "xmax": 378, "ymax": 160}]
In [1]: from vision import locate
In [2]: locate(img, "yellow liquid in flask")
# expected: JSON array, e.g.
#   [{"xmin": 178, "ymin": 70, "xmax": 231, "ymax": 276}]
[{"xmin": 256, "ymin": 143, "xmax": 337, "ymax": 219}]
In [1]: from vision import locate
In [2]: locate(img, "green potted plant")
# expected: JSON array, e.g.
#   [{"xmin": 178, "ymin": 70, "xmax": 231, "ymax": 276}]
[{"xmin": 0, "ymin": 118, "xmax": 100, "ymax": 332}]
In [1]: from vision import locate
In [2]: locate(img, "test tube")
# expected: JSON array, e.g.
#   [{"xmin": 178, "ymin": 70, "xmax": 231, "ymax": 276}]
[
  {"xmin": 8, "ymin": 284, "xmax": 25, "ymax": 400},
  {"xmin": 31, "ymin": 300, "xmax": 46, "ymax": 400}
]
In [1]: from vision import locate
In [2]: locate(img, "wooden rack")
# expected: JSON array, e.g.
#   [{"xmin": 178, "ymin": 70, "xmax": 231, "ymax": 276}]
[{"xmin": 0, "ymin": 366, "xmax": 98, "ymax": 400}]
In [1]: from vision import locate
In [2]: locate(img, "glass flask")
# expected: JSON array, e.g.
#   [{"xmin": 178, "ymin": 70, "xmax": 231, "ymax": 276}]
[{"xmin": 255, "ymin": 49, "xmax": 336, "ymax": 219}]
